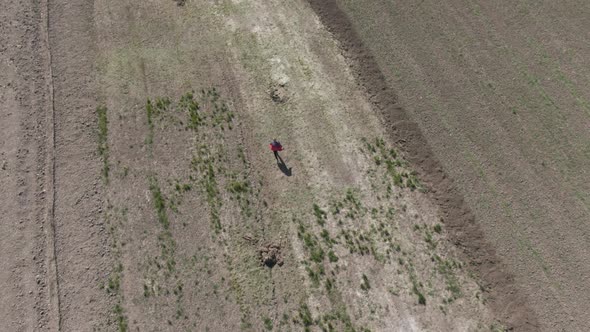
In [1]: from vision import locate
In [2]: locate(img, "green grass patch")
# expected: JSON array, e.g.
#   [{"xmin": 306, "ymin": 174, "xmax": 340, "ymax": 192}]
[
  {"xmin": 263, "ymin": 317, "xmax": 273, "ymax": 330},
  {"xmin": 299, "ymin": 303, "xmax": 313, "ymax": 328},
  {"xmin": 313, "ymin": 203, "xmax": 327, "ymax": 226},
  {"xmin": 114, "ymin": 303, "xmax": 128, "ymax": 332},
  {"xmin": 97, "ymin": 106, "xmax": 109, "ymax": 182},
  {"xmin": 328, "ymin": 250, "xmax": 339, "ymax": 263},
  {"xmin": 228, "ymin": 180, "xmax": 249, "ymax": 194},
  {"xmin": 149, "ymin": 177, "xmax": 169, "ymax": 229},
  {"xmin": 433, "ymin": 224, "xmax": 442, "ymax": 233}
]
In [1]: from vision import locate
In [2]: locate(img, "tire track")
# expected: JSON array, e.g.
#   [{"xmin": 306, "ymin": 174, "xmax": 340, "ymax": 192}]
[{"xmin": 40, "ymin": 0, "xmax": 62, "ymax": 329}]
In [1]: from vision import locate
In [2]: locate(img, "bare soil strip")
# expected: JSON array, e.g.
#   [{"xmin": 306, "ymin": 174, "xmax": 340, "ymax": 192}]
[
  {"xmin": 0, "ymin": 0, "xmax": 54, "ymax": 330},
  {"xmin": 305, "ymin": 0, "xmax": 539, "ymax": 330},
  {"xmin": 41, "ymin": 0, "xmax": 61, "ymax": 329},
  {"xmin": 47, "ymin": 0, "xmax": 114, "ymax": 330}
]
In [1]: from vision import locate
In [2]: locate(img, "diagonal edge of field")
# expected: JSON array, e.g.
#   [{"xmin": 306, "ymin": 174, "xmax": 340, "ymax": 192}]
[{"xmin": 304, "ymin": 0, "xmax": 539, "ymax": 330}]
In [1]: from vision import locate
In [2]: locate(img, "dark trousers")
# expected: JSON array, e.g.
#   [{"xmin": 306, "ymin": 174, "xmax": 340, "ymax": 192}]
[{"xmin": 273, "ymin": 151, "xmax": 279, "ymax": 160}]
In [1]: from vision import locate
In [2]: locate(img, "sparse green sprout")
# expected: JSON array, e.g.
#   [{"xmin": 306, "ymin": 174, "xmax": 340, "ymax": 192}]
[
  {"xmin": 393, "ymin": 172, "xmax": 403, "ymax": 187},
  {"xmin": 155, "ymin": 96, "xmax": 171, "ymax": 111},
  {"xmin": 263, "ymin": 317, "xmax": 273, "ymax": 330},
  {"xmin": 149, "ymin": 178, "xmax": 169, "ymax": 229},
  {"xmin": 360, "ymin": 274, "xmax": 371, "ymax": 291},
  {"xmin": 412, "ymin": 283, "xmax": 426, "ymax": 305},
  {"xmin": 180, "ymin": 92, "xmax": 201, "ymax": 129},
  {"xmin": 114, "ymin": 304, "xmax": 128, "ymax": 332},
  {"xmin": 97, "ymin": 106, "xmax": 109, "ymax": 181},
  {"xmin": 313, "ymin": 204, "xmax": 327, "ymax": 225},
  {"xmin": 433, "ymin": 224, "xmax": 442, "ymax": 233},
  {"xmin": 328, "ymin": 250, "xmax": 338, "ymax": 263},
  {"xmin": 299, "ymin": 304, "xmax": 313, "ymax": 327},
  {"xmin": 310, "ymin": 247, "xmax": 325, "ymax": 263},
  {"xmin": 228, "ymin": 181, "xmax": 249, "ymax": 194},
  {"xmin": 324, "ymin": 278, "xmax": 335, "ymax": 292}
]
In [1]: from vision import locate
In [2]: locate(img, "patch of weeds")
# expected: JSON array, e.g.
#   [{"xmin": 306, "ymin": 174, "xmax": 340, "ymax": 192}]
[
  {"xmin": 143, "ymin": 283, "xmax": 151, "ymax": 297},
  {"xmin": 437, "ymin": 258, "xmax": 462, "ymax": 301},
  {"xmin": 490, "ymin": 323, "xmax": 508, "ymax": 332},
  {"xmin": 433, "ymin": 224, "xmax": 442, "ymax": 233},
  {"xmin": 149, "ymin": 177, "xmax": 169, "ymax": 229},
  {"xmin": 360, "ymin": 274, "xmax": 371, "ymax": 291},
  {"xmin": 228, "ymin": 180, "xmax": 249, "ymax": 194},
  {"xmin": 97, "ymin": 106, "xmax": 109, "ymax": 182},
  {"xmin": 413, "ymin": 283, "xmax": 426, "ymax": 305},
  {"xmin": 305, "ymin": 264, "xmax": 324, "ymax": 287},
  {"xmin": 325, "ymin": 277, "xmax": 334, "ymax": 292},
  {"xmin": 263, "ymin": 317, "xmax": 273, "ymax": 330},
  {"xmin": 237, "ymin": 147, "xmax": 247, "ymax": 165},
  {"xmin": 344, "ymin": 189, "xmax": 363, "ymax": 212},
  {"xmin": 155, "ymin": 96, "xmax": 171, "ymax": 111},
  {"xmin": 330, "ymin": 200, "xmax": 344, "ymax": 215},
  {"xmin": 313, "ymin": 203, "xmax": 327, "ymax": 226},
  {"xmin": 310, "ymin": 247, "xmax": 325, "ymax": 263},
  {"xmin": 106, "ymin": 273, "xmax": 120, "ymax": 294},
  {"xmin": 320, "ymin": 229, "xmax": 333, "ymax": 246},
  {"xmin": 392, "ymin": 172, "xmax": 403, "ymax": 187},
  {"xmin": 299, "ymin": 303, "xmax": 313, "ymax": 328},
  {"xmin": 328, "ymin": 250, "xmax": 339, "ymax": 263},
  {"xmin": 180, "ymin": 92, "xmax": 202, "ymax": 129},
  {"xmin": 114, "ymin": 303, "xmax": 128, "ymax": 332},
  {"xmin": 298, "ymin": 224, "xmax": 325, "ymax": 264},
  {"xmin": 424, "ymin": 230, "xmax": 436, "ymax": 249},
  {"xmin": 191, "ymin": 145, "xmax": 222, "ymax": 232}
]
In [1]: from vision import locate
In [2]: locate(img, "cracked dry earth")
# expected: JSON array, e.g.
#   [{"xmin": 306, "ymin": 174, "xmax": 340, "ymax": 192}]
[{"xmin": 2, "ymin": 0, "xmax": 588, "ymax": 332}]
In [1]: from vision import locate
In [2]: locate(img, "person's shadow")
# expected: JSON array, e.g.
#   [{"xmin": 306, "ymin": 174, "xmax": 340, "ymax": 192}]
[{"xmin": 276, "ymin": 155, "xmax": 292, "ymax": 176}]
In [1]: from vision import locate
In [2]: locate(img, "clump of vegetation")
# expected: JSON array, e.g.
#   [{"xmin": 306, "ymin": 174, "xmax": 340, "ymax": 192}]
[
  {"xmin": 191, "ymin": 144, "xmax": 222, "ymax": 232},
  {"xmin": 433, "ymin": 224, "xmax": 442, "ymax": 233},
  {"xmin": 299, "ymin": 303, "xmax": 313, "ymax": 328},
  {"xmin": 180, "ymin": 92, "xmax": 202, "ymax": 129},
  {"xmin": 97, "ymin": 106, "xmax": 109, "ymax": 182},
  {"xmin": 263, "ymin": 317, "xmax": 273, "ymax": 330},
  {"xmin": 360, "ymin": 274, "xmax": 371, "ymax": 291},
  {"xmin": 412, "ymin": 282, "xmax": 426, "ymax": 305},
  {"xmin": 114, "ymin": 303, "xmax": 128, "ymax": 332},
  {"xmin": 149, "ymin": 177, "xmax": 169, "ymax": 229},
  {"xmin": 313, "ymin": 203, "xmax": 327, "ymax": 226},
  {"xmin": 328, "ymin": 250, "xmax": 339, "ymax": 263},
  {"xmin": 155, "ymin": 96, "xmax": 171, "ymax": 111},
  {"xmin": 106, "ymin": 273, "xmax": 120, "ymax": 294},
  {"xmin": 228, "ymin": 180, "xmax": 249, "ymax": 194},
  {"xmin": 363, "ymin": 137, "xmax": 423, "ymax": 190},
  {"xmin": 436, "ymin": 257, "xmax": 462, "ymax": 301}
]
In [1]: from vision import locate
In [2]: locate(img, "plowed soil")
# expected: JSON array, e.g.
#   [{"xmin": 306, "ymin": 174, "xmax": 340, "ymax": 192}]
[{"xmin": 1, "ymin": 0, "xmax": 588, "ymax": 331}]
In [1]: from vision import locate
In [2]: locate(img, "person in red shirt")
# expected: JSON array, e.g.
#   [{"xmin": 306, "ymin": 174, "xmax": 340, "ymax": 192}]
[{"xmin": 269, "ymin": 138, "xmax": 283, "ymax": 161}]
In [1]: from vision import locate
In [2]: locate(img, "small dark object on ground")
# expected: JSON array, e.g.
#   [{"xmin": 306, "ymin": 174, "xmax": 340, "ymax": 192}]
[
  {"xmin": 270, "ymin": 85, "xmax": 288, "ymax": 103},
  {"xmin": 259, "ymin": 243, "xmax": 284, "ymax": 268}
]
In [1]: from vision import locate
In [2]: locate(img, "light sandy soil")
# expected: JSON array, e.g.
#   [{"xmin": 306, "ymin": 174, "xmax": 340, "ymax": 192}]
[{"xmin": 1, "ymin": 0, "xmax": 587, "ymax": 331}]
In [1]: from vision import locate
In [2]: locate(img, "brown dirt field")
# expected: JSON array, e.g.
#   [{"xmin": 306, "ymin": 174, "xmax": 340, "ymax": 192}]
[
  {"xmin": 307, "ymin": 0, "xmax": 590, "ymax": 331},
  {"xmin": 1, "ymin": 0, "xmax": 588, "ymax": 331}
]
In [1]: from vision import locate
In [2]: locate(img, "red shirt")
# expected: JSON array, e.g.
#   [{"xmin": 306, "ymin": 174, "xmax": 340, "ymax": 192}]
[{"xmin": 270, "ymin": 142, "xmax": 283, "ymax": 151}]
